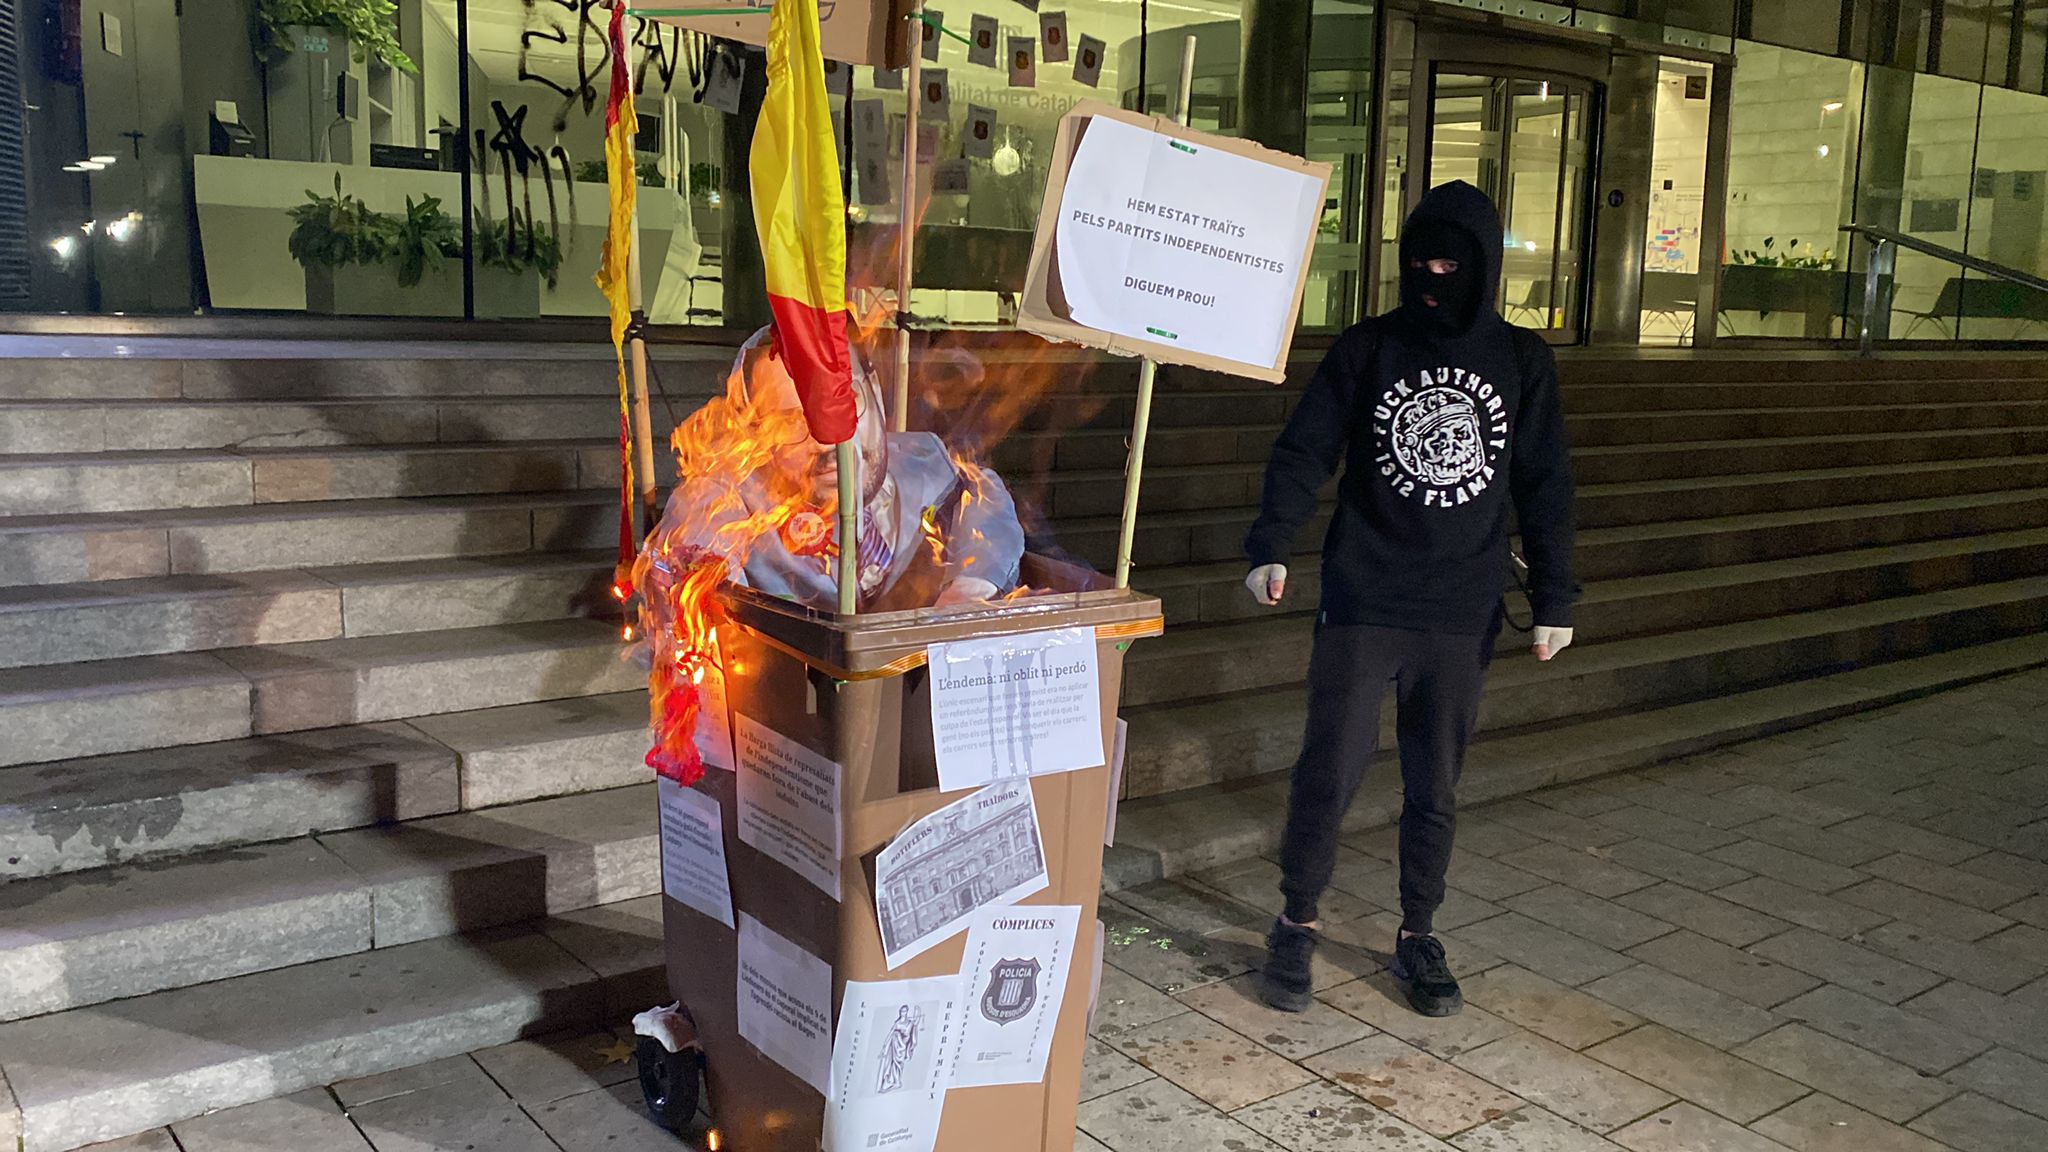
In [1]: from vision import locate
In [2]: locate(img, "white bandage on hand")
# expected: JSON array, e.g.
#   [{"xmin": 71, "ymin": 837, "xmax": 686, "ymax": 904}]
[
  {"xmin": 1532, "ymin": 625, "xmax": 1574, "ymax": 661},
  {"xmin": 1245, "ymin": 564, "xmax": 1288, "ymax": 606}
]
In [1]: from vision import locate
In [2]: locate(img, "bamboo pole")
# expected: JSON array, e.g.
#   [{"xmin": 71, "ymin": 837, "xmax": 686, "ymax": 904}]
[
  {"xmin": 1113, "ymin": 35, "xmax": 1197, "ymax": 590},
  {"xmin": 892, "ymin": 5, "xmax": 925, "ymax": 433},
  {"xmin": 626, "ymin": 42, "xmax": 660, "ymax": 537}
]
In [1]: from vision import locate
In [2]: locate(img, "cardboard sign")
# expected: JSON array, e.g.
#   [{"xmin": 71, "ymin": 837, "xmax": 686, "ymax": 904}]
[
  {"xmin": 652, "ymin": 0, "xmax": 914, "ymax": 69},
  {"xmin": 965, "ymin": 105, "xmax": 999, "ymax": 159},
  {"xmin": 1017, "ymin": 103, "xmax": 1331, "ymax": 383},
  {"xmin": 921, "ymin": 68, "xmax": 951, "ymax": 119},
  {"xmin": 1040, "ymin": 12, "xmax": 1069, "ymax": 63},
  {"xmin": 969, "ymin": 13, "xmax": 1000, "ymax": 67},
  {"xmin": 922, "ymin": 9, "xmax": 945, "ymax": 61},
  {"xmin": 1072, "ymin": 35, "xmax": 1105, "ymax": 87},
  {"xmin": 1007, "ymin": 36, "xmax": 1037, "ymax": 88}
]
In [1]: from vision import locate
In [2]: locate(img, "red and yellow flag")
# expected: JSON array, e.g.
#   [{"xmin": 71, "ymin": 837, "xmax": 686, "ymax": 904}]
[
  {"xmin": 751, "ymin": 0, "xmax": 855, "ymax": 444},
  {"xmin": 596, "ymin": 4, "xmax": 638, "ymax": 586}
]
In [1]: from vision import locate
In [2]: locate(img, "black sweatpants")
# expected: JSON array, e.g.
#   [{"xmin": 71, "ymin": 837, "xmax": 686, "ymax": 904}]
[{"xmin": 1279, "ymin": 620, "xmax": 1499, "ymax": 936}]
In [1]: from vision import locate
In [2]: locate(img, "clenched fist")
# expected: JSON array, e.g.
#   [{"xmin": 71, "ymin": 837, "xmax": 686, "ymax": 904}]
[{"xmin": 1246, "ymin": 564, "xmax": 1288, "ymax": 606}]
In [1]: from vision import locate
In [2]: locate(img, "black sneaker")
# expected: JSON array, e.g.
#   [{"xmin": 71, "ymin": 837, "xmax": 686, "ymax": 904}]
[
  {"xmin": 1259, "ymin": 918, "xmax": 1317, "ymax": 1013},
  {"xmin": 1391, "ymin": 934, "xmax": 1463, "ymax": 1017}
]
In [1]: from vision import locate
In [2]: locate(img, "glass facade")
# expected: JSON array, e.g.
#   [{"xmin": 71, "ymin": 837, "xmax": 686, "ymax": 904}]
[{"xmin": 5, "ymin": 0, "xmax": 2048, "ymax": 344}]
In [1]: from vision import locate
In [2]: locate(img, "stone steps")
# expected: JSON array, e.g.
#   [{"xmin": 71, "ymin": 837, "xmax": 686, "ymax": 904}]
[
  {"xmin": 0, "ymin": 896, "xmax": 663, "ymax": 1152},
  {"xmin": 1106, "ymin": 629, "xmax": 2048, "ymax": 881},
  {"xmin": 1570, "ymin": 424, "xmax": 2048, "ymax": 483},
  {"xmin": 0, "ymin": 693, "xmax": 650, "ymax": 880},
  {"xmin": 0, "ymin": 619, "xmax": 639, "ymax": 768},
  {"xmin": 0, "ymin": 490, "xmax": 613, "ymax": 587},
  {"xmin": 1116, "ymin": 573, "xmax": 2048, "ymax": 796},
  {"xmin": 0, "ymin": 782, "xmax": 656, "ymax": 1022},
  {"xmin": 0, "ymin": 552, "xmax": 615, "ymax": 669},
  {"xmin": 1557, "ymin": 377, "xmax": 2048, "ymax": 412}
]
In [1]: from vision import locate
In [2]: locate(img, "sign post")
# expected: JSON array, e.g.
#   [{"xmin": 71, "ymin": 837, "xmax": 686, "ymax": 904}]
[{"xmin": 893, "ymin": 6, "xmax": 926, "ymax": 433}]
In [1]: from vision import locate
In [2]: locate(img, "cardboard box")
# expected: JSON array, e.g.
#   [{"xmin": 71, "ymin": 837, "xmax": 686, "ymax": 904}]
[
  {"xmin": 648, "ymin": 0, "xmax": 916, "ymax": 70},
  {"xmin": 667, "ymin": 558, "xmax": 1163, "ymax": 1152},
  {"xmin": 1017, "ymin": 102, "xmax": 1333, "ymax": 384}
]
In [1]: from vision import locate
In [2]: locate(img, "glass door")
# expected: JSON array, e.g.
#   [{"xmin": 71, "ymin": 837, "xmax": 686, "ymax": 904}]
[{"xmin": 1425, "ymin": 69, "xmax": 1595, "ymax": 340}]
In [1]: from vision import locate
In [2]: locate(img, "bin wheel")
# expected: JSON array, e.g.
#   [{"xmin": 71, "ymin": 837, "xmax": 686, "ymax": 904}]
[{"xmin": 636, "ymin": 1037, "xmax": 704, "ymax": 1134}]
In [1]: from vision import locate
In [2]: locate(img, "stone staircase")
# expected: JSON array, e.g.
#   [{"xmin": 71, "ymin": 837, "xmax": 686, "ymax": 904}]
[{"xmin": 3, "ymin": 342, "xmax": 2048, "ymax": 1151}]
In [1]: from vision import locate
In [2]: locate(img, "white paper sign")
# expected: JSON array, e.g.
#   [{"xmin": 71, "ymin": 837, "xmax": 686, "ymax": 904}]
[
  {"xmin": 695, "ymin": 663, "xmax": 737, "ymax": 771},
  {"xmin": 1039, "ymin": 12, "xmax": 1069, "ymax": 63},
  {"xmin": 875, "ymin": 781, "xmax": 1049, "ymax": 969},
  {"xmin": 874, "ymin": 65, "xmax": 904, "ymax": 90},
  {"xmin": 950, "ymin": 905, "xmax": 1081, "ymax": 1088},
  {"xmin": 928, "ymin": 626, "xmax": 1103, "ymax": 791},
  {"xmin": 1052, "ymin": 115, "xmax": 1323, "ymax": 371},
  {"xmin": 965, "ymin": 105, "xmax": 998, "ymax": 159},
  {"xmin": 659, "ymin": 779, "xmax": 735, "ymax": 928},
  {"xmin": 825, "ymin": 976, "xmax": 964, "ymax": 1152},
  {"xmin": 736, "ymin": 713, "xmax": 842, "ymax": 900},
  {"xmin": 703, "ymin": 48, "xmax": 746, "ymax": 116},
  {"xmin": 968, "ymin": 13, "xmax": 1000, "ymax": 67},
  {"xmin": 823, "ymin": 57, "xmax": 853, "ymax": 96},
  {"xmin": 738, "ymin": 914, "xmax": 833, "ymax": 1095},
  {"xmin": 1007, "ymin": 36, "xmax": 1037, "ymax": 88},
  {"xmin": 934, "ymin": 158, "xmax": 971, "ymax": 195},
  {"xmin": 1072, "ymin": 35, "xmax": 1105, "ymax": 87},
  {"xmin": 921, "ymin": 68, "xmax": 951, "ymax": 118},
  {"xmin": 921, "ymin": 10, "xmax": 944, "ymax": 61}
]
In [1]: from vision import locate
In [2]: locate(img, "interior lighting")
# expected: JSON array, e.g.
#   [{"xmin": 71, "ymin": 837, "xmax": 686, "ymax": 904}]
[
  {"xmin": 106, "ymin": 213, "xmax": 141, "ymax": 242},
  {"xmin": 1821, "ymin": 100, "xmax": 1844, "ymax": 112},
  {"xmin": 77, "ymin": 160, "xmax": 106, "ymax": 171},
  {"xmin": 89, "ymin": 154, "xmax": 117, "ymax": 164},
  {"xmin": 61, "ymin": 164, "xmax": 89, "ymax": 173},
  {"xmin": 49, "ymin": 235, "xmax": 77, "ymax": 259},
  {"xmin": 1817, "ymin": 144, "xmax": 1831, "ymax": 158},
  {"xmin": 1524, "ymin": 240, "xmax": 1538, "ymax": 251}
]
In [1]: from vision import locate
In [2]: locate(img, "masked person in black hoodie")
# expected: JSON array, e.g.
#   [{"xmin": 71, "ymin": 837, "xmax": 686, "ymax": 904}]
[{"xmin": 1244, "ymin": 181, "xmax": 1579, "ymax": 1017}]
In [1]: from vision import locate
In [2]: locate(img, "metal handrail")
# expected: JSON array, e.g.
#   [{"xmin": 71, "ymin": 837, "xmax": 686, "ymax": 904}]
[{"xmin": 1840, "ymin": 223, "xmax": 2048, "ymax": 355}]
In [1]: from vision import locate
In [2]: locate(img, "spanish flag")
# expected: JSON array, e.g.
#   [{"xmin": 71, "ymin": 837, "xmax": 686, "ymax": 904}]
[
  {"xmin": 751, "ymin": 0, "xmax": 856, "ymax": 444},
  {"xmin": 596, "ymin": 3, "xmax": 639, "ymax": 581}
]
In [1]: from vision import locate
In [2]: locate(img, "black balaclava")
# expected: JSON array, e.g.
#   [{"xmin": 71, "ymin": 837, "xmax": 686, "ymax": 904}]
[{"xmin": 1400, "ymin": 218, "xmax": 1483, "ymax": 336}]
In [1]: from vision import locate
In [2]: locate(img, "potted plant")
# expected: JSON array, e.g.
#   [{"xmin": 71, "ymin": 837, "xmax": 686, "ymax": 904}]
[
  {"xmin": 291, "ymin": 176, "xmax": 468, "ymax": 315},
  {"xmin": 471, "ymin": 207, "xmax": 560, "ymax": 319},
  {"xmin": 256, "ymin": 0, "xmax": 416, "ymax": 72}
]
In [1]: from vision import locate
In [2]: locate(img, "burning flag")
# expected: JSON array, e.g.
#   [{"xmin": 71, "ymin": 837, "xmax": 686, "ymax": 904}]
[
  {"xmin": 595, "ymin": 2, "xmax": 639, "ymax": 599},
  {"xmin": 751, "ymin": 0, "xmax": 856, "ymax": 444}
]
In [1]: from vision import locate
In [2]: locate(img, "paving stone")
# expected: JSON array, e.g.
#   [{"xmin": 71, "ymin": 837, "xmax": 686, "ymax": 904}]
[
  {"xmin": 1734, "ymin": 1024, "xmax": 1958, "ymax": 1123},
  {"xmin": 1530, "ymin": 783, "xmax": 1636, "ymax": 819},
  {"xmin": 333, "ymin": 1055, "xmax": 497, "ymax": 1108},
  {"xmin": 1077, "ymin": 1079, "xmax": 1285, "ymax": 1152},
  {"xmin": 1461, "ymin": 966, "xmax": 1642, "ymax": 1050},
  {"xmin": 1207, "ymin": 923, "xmax": 1379, "ymax": 992},
  {"xmin": 1446, "ymin": 853, "xmax": 1551, "ymax": 901},
  {"xmin": 1454, "ymin": 1032, "xmax": 1671, "ymax": 1133},
  {"xmin": 1328, "ymin": 853, "xmax": 1402, "ymax": 904},
  {"xmin": 0, "ymin": 929, "xmax": 597, "ymax": 1150},
  {"xmin": 1580, "ymin": 966, "xmax": 1781, "ymax": 1050},
  {"xmin": 1191, "ymin": 858, "xmax": 1378, "ymax": 924},
  {"xmin": 1712, "ymin": 878, "xmax": 1890, "ymax": 939},
  {"xmin": 1748, "ymin": 930, "xmax": 1945, "ymax": 1005},
  {"xmin": 1909, "ymin": 1093, "xmax": 2048, "ymax": 1152},
  {"xmin": 1605, "ymin": 782, "xmax": 1772, "ymax": 832},
  {"xmin": 1584, "ymin": 1025, "xmax": 1808, "ymax": 1124},
  {"xmin": 1863, "ymin": 919, "xmax": 2045, "ymax": 994},
  {"xmin": 346, "ymin": 1069, "xmax": 556, "ymax": 1152},
  {"xmin": 1598, "ymin": 839, "xmax": 1753, "ymax": 892},
  {"xmin": 1309, "ymin": 1033, "xmax": 1526, "ymax": 1137},
  {"xmin": 1098, "ymin": 903, "xmax": 1256, "ymax": 995},
  {"xmin": 1454, "ymin": 915, "xmax": 1634, "ymax": 986},
  {"xmin": 1979, "ymin": 923, "xmax": 2048, "ymax": 970},
  {"xmin": 1828, "ymin": 815, "xmax": 1986, "ymax": 866},
  {"xmin": 1177, "ymin": 974, "xmax": 1373, "ymax": 1060},
  {"xmin": 1115, "ymin": 879, "xmax": 1269, "ymax": 935},
  {"xmin": 1706, "ymin": 843, "xmax": 1865, "ymax": 895},
  {"xmin": 1452, "ymin": 819, "xmax": 1545, "ymax": 859},
  {"xmin": 1340, "ymin": 824, "xmax": 1402, "ymax": 862},
  {"xmin": 2002, "ymin": 894, "xmax": 2048, "ymax": 930},
  {"xmin": 470, "ymin": 1029, "xmax": 634, "ymax": 1106},
  {"xmin": 1726, "ymin": 817, "xmax": 1889, "ymax": 868},
  {"xmin": 1945, "ymin": 1047, "xmax": 2048, "ymax": 1121},
  {"xmin": 1750, "ymin": 1094, "xmax": 1951, "ymax": 1152},
  {"xmin": 74, "ymin": 1132, "xmax": 179, "ymax": 1152},
  {"xmin": 1325, "ymin": 913, "xmax": 1507, "ymax": 979},
  {"xmin": 1718, "ymin": 784, "xmax": 1859, "ymax": 828},
  {"xmin": 1793, "ymin": 781, "xmax": 1948, "ymax": 825},
  {"xmin": 1625, "ymin": 932, "xmax": 1820, "ymax": 1009},
  {"xmin": 1502, "ymin": 886, "xmax": 1678, "ymax": 952},
  {"xmin": 1080, "ymin": 1037, "xmax": 1156, "ymax": 1101},
  {"xmin": 1959, "ymin": 851, "xmax": 2048, "ymax": 893},
  {"xmin": 1902, "ymin": 979, "xmax": 2048, "ymax": 1062},
  {"xmin": 1589, "ymin": 807, "xmax": 1736, "ymax": 852},
  {"xmin": 1108, "ymin": 1005, "xmax": 1315, "ymax": 1111},
  {"xmin": 1076, "ymin": 1131, "xmax": 1111, "ymax": 1152},
  {"xmin": 1319, "ymin": 972, "xmax": 1518, "ymax": 1060},
  {"xmin": 407, "ymin": 694, "xmax": 650, "ymax": 810},
  {"xmin": 1450, "ymin": 1107, "xmax": 1626, "ymax": 1152},
  {"xmin": 1497, "ymin": 844, "xmax": 1657, "ymax": 900},
  {"xmin": 0, "ymin": 1066, "xmax": 17, "ymax": 1152},
  {"xmin": 527, "ymin": 1081, "xmax": 684, "ymax": 1152},
  {"xmin": 1092, "ymin": 963, "xmax": 1192, "ymax": 1039},
  {"xmin": 1835, "ymin": 879, "xmax": 2013, "ymax": 942},
  {"xmin": 1615, "ymin": 885, "xmax": 1791, "ymax": 949},
  {"xmin": 1229, "ymin": 1080, "xmax": 1456, "ymax": 1152},
  {"xmin": 171, "ymin": 1087, "xmax": 370, "ymax": 1152},
  {"xmin": 1609, "ymin": 1102, "xmax": 1795, "ymax": 1152},
  {"xmin": 1482, "ymin": 802, "xmax": 1630, "ymax": 850},
  {"xmin": 0, "ymin": 837, "xmax": 371, "ymax": 1021},
  {"xmin": 1861, "ymin": 854, "xmax": 2031, "ymax": 912}
]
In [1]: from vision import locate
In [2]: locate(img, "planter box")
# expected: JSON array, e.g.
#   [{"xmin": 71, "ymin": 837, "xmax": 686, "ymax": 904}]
[{"xmin": 302, "ymin": 263, "xmax": 538, "ymax": 318}]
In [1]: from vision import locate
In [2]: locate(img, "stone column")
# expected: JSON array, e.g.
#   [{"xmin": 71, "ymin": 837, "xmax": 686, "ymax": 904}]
[
  {"xmin": 1588, "ymin": 49, "xmax": 1658, "ymax": 345},
  {"xmin": 1238, "ymin": 0, "xmax": 1312, "ymax": 155}
]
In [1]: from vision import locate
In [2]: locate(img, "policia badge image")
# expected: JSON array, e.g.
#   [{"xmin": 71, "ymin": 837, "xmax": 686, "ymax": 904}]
[{"xmin": 980, "ymin": 957, "xmax": 1042, "ymax": 1023}]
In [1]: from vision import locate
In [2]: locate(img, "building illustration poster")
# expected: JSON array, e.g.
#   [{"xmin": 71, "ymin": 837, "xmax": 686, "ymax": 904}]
[{"xmin": 874, "ymin": 781, "xmax": 1049, "ymax": 969}]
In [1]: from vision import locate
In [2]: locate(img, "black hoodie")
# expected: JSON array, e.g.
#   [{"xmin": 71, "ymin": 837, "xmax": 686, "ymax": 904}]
[{"xmin": 1245, "ymin": 181, "xmax": 1579, "ymax": 633}]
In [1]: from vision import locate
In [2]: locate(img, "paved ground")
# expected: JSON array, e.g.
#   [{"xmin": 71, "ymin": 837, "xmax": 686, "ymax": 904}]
[{"xmin": 82, "ymin": 669, "xmax": 2048, "ymax": 1152}]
